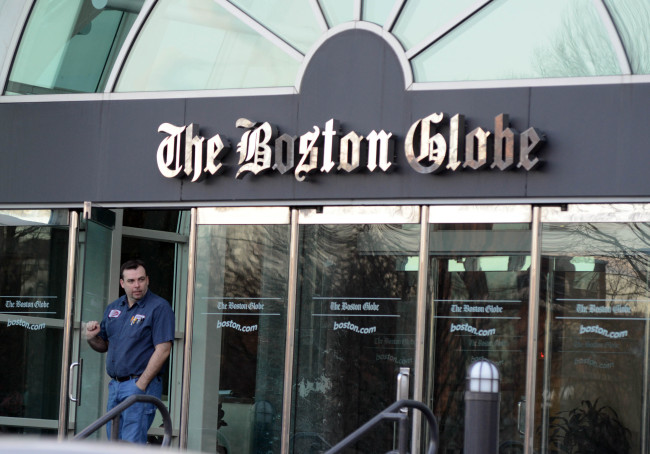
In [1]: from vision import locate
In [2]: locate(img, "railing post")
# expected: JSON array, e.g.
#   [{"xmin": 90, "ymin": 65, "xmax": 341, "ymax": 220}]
[
  {"xmin": 397, "ymin": 412, "xmax": 409, "ymax": 454},
  {"xmin": 325, "ymin": 399, "xmax": 438, "ymax": 454},
  {"xmin": 463, "ymin": 360, "xmax": 500, "ymax": 454},
  {"xmin": 74, "ymin": 394, "xmax": 172, "ymax": 447}
]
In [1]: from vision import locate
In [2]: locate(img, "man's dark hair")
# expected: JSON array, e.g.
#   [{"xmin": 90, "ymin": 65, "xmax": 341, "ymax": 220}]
[{"xmin": 120, "ymin": 259, "xmax": 147, "ymax": 279}]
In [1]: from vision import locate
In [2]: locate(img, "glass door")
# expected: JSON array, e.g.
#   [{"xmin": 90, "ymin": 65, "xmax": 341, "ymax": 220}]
[
  {"xmin": 187, "ymin": 207, "xmax": 292, "ymax": 454},
  {"xmin": 424, "ymin": 206, "xmax": 533, "ymax": 454},
  {"xmin": 536, "ymin": 204, "xmax": 650, "ymax": 454},
  {"xmin": 290, "ymin": 206, "xmax": 421, "ymax": 453},
  {"xmin": 67, "ymin": 208, "xmax": 115, "ymax": 437},
  {"xmin": 0, "ymin": 209, "xmax": 71, "ymax": 435}
]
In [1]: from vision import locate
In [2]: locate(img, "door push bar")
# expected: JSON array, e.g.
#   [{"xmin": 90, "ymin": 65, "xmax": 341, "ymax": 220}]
[{"xmin": 68, "ymin": 359, "xmax": 83, "ymax": 405}]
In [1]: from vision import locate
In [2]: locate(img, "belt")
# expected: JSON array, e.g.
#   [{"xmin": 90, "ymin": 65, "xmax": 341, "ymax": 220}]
[{"xmin": 114, "ymin": 375, "xmax": 140, "ymax": 382}]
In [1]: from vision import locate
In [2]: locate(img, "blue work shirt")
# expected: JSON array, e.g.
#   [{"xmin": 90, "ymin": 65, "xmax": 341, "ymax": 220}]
[{"xmin": 98, "ymin": 290, "xmax": 175, "ymax": 379}]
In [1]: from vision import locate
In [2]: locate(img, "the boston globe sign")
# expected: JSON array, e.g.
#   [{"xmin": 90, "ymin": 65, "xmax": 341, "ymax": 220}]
[{"xmin": 156, "ymin": 112, "xmax": 545, "ymax": 183}]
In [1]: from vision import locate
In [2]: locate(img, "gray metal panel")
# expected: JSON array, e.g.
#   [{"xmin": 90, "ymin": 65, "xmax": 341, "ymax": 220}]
[
  {"xmin": 526, "ymin": 83, "xmax": 650, "ymax": 198},
  {"xmin": 0, "ymin": 101, "xmax": 104, "ymax": 203},
  {"xmin": 97, "ymin": 98, "xmax": 186, "ymax": 202}
]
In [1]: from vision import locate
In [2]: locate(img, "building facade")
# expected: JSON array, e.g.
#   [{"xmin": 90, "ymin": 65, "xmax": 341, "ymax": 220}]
[{"xmin": 1, "ymin": 1, "xmax": 650, "ymax": 453}]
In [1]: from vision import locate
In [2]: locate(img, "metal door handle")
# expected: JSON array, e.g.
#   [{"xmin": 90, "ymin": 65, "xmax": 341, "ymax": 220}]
[
  {"xmin": 69, "ymin": 359, "xmax": 83, "ymax": 405},
  {"xmin": 396, "ymin": 367, "xmax": 410, "ymax": 413},
  {"xmin": 517, "ymin": 398, "xmax": 526, "ymax": 435}
]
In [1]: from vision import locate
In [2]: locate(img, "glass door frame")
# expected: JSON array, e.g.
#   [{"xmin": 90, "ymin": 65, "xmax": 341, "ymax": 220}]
[
  {"xmin": 532, "ymin": 203, "xmax": 650, "ymax": 454},
  {"xmin": 65, "ymin": 204, "xmax": 118, "ymax": 439},
  {"xmin": 62, "ymin": 205, "xmax": 190, "ymax": 443},
  {"xmin": 180, "ymin": 206, "xmax": 293, "ymax": 450},
  {"xmin": 58, "ymin": 210, "xmax": 78, "ymax": 437},
  {"xmin": 292, "ymin": 205, "xmax": 423, "ymax": 454},
  {"xmin": 429, "ymin": 205, "xmax": 536, "ymax": 454},
  {"xmin": 0, "ymin": 208, "xmax": 76, "ymax": 436}
]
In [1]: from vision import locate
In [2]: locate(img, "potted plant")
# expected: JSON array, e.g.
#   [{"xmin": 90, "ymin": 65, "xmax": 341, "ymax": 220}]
[{"xmin": 548, "ymin": 399, "xmax": 630, "ymax": 454}]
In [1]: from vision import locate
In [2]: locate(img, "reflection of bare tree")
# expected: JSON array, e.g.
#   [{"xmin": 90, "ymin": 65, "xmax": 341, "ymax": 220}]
[
  {"xmin": 551, "ymin": 223, "xmax": 650, "ymax": 295},
  {"xmin": 533, "ymin": 3, "xmax": 621, "ymax": 77},
  {"xmin": 197, "ymin": 225, "xmax": 290, "ymax": 454},
  {"xmin": 294, "ymin": 224, "xmax": 419, "ymax": 453},
  {"xmin": 0, "ymin": 225, "xmax": 67, "ymax": 422},
  {"xmin": 605, "ymin": 0, "xmax": 650, "ymax": 73},
  {"xmin": 542, "ymin": 222, "xmax": 650, "ymax": 454},
  {"xmin": 431, "ymin": 258, "xmax": 528, "ymax": 453},
  {"xmin": 1, "ymin": 227, "xmax": 47, "ymax": 297}
]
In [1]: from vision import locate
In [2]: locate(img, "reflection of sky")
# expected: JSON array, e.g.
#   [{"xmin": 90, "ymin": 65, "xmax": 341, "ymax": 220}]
[
  {"xmin": 362, "ymin": 0, "xmax": 396, "ymax": 27},
  {"xmin": 392, "ymin": 0, "xmax": 479, "ymax": 49},
  {"xmin": 321, "ymin": 0, "xmax": 354, "ymax": 27},
  {"xmin": 0, "ymin": 210, "xmax": 54, "ymax": 225},
  {"xmin": 571, "ymin": 256, "xmax": 596, "ymax": 272},
  {"xmin": 448, "ymin": 256, "xmax": 531, "ymax": 272},
  {"xmin": 412, "ymin": 0, "xmax": 617, "ymax": 81},
  {"xmin": 231, "ymin": 0, "xmax": 321, "ymax": 53}
]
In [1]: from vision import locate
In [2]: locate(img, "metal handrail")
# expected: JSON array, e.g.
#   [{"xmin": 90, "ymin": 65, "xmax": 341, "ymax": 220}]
[
  {"xmin": 74, "ymin": 394, "xmax": 172, "ymax": 447},
  {"xmin": 324, "ymin": 399, "xmax": 439, "ymax": 454}
]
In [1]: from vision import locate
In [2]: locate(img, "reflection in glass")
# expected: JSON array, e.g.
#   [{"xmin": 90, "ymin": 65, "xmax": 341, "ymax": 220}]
[
  {"xmin": 116, "ymin": 0, "xmax": 300, "ymax": 91},
  {"xmin": 538, "ymin": 223, "xmax": 650, "ymax": 453},
  {"xmin": 412, "ymin": 0, "xmax": 621, "ymax": 82},
  {"xmin": 392, "ymin": 0, "xmax": 478, "ymax": 50},
  {"xmin": 188, "ymin": 225, "xmax": 290, "ymax": 454},
  {"xmin": 292, "ymin": 224, "xmax": 419, "ymax": 453},
  {"xmin": 75, "ymin": 219, "xmax": 113, "ymax": 439},
  {"xmin": 320, "ymin": 0, "xmax": 354, "ymax": 28},
  {"xmin": 605, "ymin": 0, "xmax": 650, "ymax": 74},
  {"xmin": 5, "ymin": 0, "xmax": 139, "ymax": 94},
  {"xmin": 122, "ymin": 209, "xmax": 181, "ymax": 233},
  {"xmin": 0, "ymin": 224, "xmax": 68, "ymax": 431},
  {"xmin": 361, "ymin": 0, "xmax": 396, "ymax": 27},
  {"xmin": 230, "ymin": 0, "xmax": 321, "ymax": 54},
  {"xmin": 0, "ymin": 1, "xmax": 25, "ymax": 76},
  {"xmin": 426, "ymin": 223, "xmax": 531, "ymax": 454}
]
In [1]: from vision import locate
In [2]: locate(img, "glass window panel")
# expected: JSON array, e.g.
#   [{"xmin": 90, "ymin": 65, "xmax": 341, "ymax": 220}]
[
  {"xmin": 120, "ymin": 237, "xmax": 176, "ymax": 309},
  {"xmin": 412, "ymin": 0, "xmax": 622, "ymax": 83},
  {"xmin": 0, "ymin": 0, "xmax": 25, "ymax": 78},
  {"xmin": 230, "ymin": 0, "xmax": 322, "ymax": 54},
  {"xmin": 604, "ymin": 0, "xmax": 650, "ymax": 74},
  {"xmin": 75, "ymin": 219, "xmax": 113, "ymax": 439},
  {"xmin": 292, "ymin": 224, "xmax": 419, "ymax": 453},
  {"xmin": 122, "ymin": 209, "xmax": 182, "ymax": 233},
  {"xmin": 188, "ymin": 224, "xmax": 290, "ymax": 454},
  {"xmin": 320, "ymin": 0, "xmax": 354, "ymax": 28},
  {"xmin": 5, "ymin": 0, "xmax": 139, "ymax": 95},
  {"xmin": 537, "ymin": 222, "xmax": 650, "ymax": 453},
  {"xmin": 392, "ymin": 0, "xmax": 478, "ymax": 50},
  {"xmin": 0, "ymin": 210, "xmax": 69, "ymax": 226},
  {"xmin": 0, "ymin": 224, "xmax": 68, "ymax": 431},
  {"xmin": 115, "ymin": 0, "xmax": 299, "ymax": 92},
  {"xmin": 425, "ymin": 223, "xmax": 531, "ymax": 453},
  {"xmin": 362, "ymin": 0, "xmax": 396, "ymax": 27}
]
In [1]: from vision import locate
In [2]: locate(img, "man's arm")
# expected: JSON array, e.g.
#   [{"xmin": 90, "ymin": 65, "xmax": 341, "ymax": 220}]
[
  {"xmin": 135, "ymin": 341, "xmax": 172, "ymax": 391},
  {"xmin": 85, "ymin": 321, "xmax": 108, "ymax": 353}
]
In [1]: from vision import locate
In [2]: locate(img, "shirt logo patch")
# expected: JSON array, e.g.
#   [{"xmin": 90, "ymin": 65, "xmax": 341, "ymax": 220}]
[
  {"xmin": 108, "ymin": 309, "xmax": 121, "ymax": 318},
  {"xmin": 130, "ymin": 314, "xmax": 146, "ymax": 325}
]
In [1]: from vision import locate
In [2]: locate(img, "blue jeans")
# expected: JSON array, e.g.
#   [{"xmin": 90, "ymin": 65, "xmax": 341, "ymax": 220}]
[{"xmin": 106, "ymin": 376, "xmax": 162, "ymax": 443}]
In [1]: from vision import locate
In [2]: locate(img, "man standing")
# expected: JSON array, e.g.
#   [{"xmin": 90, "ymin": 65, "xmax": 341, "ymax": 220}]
[{"xmin": 85, "ymin": 259, "xmax": 175, "ymax": 443}]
